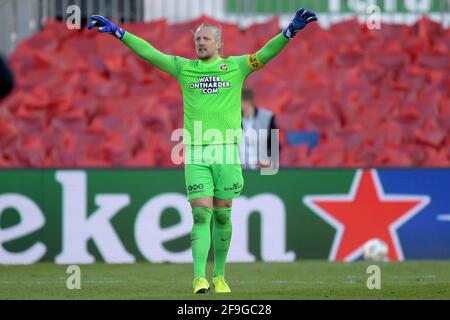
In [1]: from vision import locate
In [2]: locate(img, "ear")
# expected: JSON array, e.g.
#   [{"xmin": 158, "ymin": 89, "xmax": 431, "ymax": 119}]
[{"xmin": 217, "ymin": 40, "xmax": 223, "ymax": 53}]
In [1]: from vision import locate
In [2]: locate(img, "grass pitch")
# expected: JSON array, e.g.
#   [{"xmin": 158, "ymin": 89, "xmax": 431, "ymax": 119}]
[{"xmin": 0, "ymin": 261, "xmax": 449, "ymax": 300}]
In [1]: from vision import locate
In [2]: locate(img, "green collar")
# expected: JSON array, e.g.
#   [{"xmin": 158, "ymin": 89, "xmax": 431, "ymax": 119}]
[{"xmin": 198, "ymin": 56, "xmax": 223, "ymax": 65}]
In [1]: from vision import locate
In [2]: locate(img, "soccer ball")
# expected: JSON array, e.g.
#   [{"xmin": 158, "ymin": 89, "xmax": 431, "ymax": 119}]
[{"xmin": 363, "ymin": 238, "xmax": 389, "ymax": 261}]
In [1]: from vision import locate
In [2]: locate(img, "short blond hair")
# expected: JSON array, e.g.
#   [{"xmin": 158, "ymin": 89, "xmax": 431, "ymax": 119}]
[{"xmin": 194, "ymin": 23, "xmax": 223, "ymax": 53}]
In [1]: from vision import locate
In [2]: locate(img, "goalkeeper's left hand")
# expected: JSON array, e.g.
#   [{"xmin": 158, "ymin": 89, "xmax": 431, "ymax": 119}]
[{"xmin": 283, "ymin": 8, "xmax": 318, "ymax": 39}]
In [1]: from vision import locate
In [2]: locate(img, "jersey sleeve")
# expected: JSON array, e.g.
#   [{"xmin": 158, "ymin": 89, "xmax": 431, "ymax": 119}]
[
  {"xmin": 234, "ymin": 32, "xmax": 290, "ymax": 77},
  {"xmin": 121, "ymin": 32, "xmax": 189, "ymax": 78}
]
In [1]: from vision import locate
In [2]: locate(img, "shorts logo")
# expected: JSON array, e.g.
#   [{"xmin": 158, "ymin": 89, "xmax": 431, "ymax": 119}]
[
  {"xmin": 188, "ymin": 184, "xmax": 204, "ymax": 194},
  {"xmin": 219, "ymin": 64, "xmax": 228, "ymax": 71},
  {"xmin": 224, "ymin": 182, "xmax": 243, "ymax": 192}
]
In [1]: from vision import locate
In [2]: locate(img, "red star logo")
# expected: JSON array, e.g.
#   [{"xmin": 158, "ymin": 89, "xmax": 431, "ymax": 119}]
[{"xmin": 303, "ymin": 170, "xmax": 430, "ymax": 261}]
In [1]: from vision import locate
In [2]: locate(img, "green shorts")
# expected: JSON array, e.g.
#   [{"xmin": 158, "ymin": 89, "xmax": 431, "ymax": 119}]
[{"xmin": 184, "ymin": 144, "xmax": 244, "ymax": 201}]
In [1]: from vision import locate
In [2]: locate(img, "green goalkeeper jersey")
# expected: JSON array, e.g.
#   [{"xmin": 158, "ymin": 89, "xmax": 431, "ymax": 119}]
[{"xmin": 122, "ymin": 32, "xmax": 289, "ymax": 145}]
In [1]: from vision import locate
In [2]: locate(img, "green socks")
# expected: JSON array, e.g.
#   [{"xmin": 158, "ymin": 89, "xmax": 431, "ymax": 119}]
[
  {"xmin": 191, "ymin": 206, "xmax": 212, "ymax": 279},
  {"xmin": 212, "ymin": 207, "xmax": 232, "ymax": 277},
  {"xmin": 191, "ymin": 206, "xmax": 232, "ymax": 279}
]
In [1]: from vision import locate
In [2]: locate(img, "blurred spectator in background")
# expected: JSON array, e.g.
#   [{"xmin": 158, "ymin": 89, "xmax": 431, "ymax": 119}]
[
  {"xmin": 0, "ymin": 56, "xmax": 14, "ymax": 100},
  {"xmin": 238, "ymin": 88, "xmax": 280, "ymax": 170}
]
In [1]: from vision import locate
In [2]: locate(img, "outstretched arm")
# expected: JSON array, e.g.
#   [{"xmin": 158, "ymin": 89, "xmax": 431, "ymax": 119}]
[
  {"xmin": 121, "ymin": 32, "xmax": 182, "ymax": 78},
  {"xmin": 254, "ymin": 32, "xmax": 290, "ymax": 65},
  {"xmin": 236, "ymin": 8, "xmax": 318, "ymax": 74},
  {"xmin": 88, "ymin": 15, "xmax": 183, "ymax": 78}
]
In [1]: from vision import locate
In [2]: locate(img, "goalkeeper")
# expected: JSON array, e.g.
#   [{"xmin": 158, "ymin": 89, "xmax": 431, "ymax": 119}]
[{"xmin": 88, "ymin": 8, "xmax": 317, "ymax": 294}]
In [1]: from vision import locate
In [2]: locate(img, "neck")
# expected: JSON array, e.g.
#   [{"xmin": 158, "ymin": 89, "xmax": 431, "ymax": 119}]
[{"xmin": 200, "ymin": 53, "xmax": 220, "ymax": 63}]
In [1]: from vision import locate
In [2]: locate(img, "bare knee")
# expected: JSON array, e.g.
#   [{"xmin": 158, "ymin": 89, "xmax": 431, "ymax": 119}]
[
  {"xmin": 213, "ymin": 197, "xmax": 232, "ymax": 208},
  {"xmin": 190, "ymin": 197, "xmax": 213, "ymax": 210}
]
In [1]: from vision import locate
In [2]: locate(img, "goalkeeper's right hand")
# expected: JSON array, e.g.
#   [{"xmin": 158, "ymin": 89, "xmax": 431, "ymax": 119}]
[{"xmin": 88, "ymin": 15, "xmax": 126, "ymax": 40}]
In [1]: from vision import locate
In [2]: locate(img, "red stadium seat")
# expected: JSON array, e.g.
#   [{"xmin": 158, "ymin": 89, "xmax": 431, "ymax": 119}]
[
  {"xmin": 51, "ymin": 107, "xmax": 87, "ymax": 133},
  {"xmin": 0, "ymin": 117, "xmax": 20, "ymax": 150}
]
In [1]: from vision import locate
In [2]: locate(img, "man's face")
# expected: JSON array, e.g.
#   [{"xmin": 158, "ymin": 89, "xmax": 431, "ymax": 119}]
[
  {"xmin": 242, "ymin": 99, "xmax": 254, "ymax": 115},
  {"xmin": 195, "ymin": 27, "xmax": 220, "ymax": 60}
]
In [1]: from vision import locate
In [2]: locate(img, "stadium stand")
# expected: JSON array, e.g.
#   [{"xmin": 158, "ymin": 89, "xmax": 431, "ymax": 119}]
[{"xmin": 0, "ymin": 16, "xmax": 449, "ymax": 167}]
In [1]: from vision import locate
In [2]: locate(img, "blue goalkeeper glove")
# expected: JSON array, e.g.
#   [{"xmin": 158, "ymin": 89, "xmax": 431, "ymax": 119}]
[
  {"xmin": 88, "ymin": 15, "xmax": 126, "ymax": 40},
  {"xmin": 283, "ymin": 8, "xmax": 318, "ymax": 39}
]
